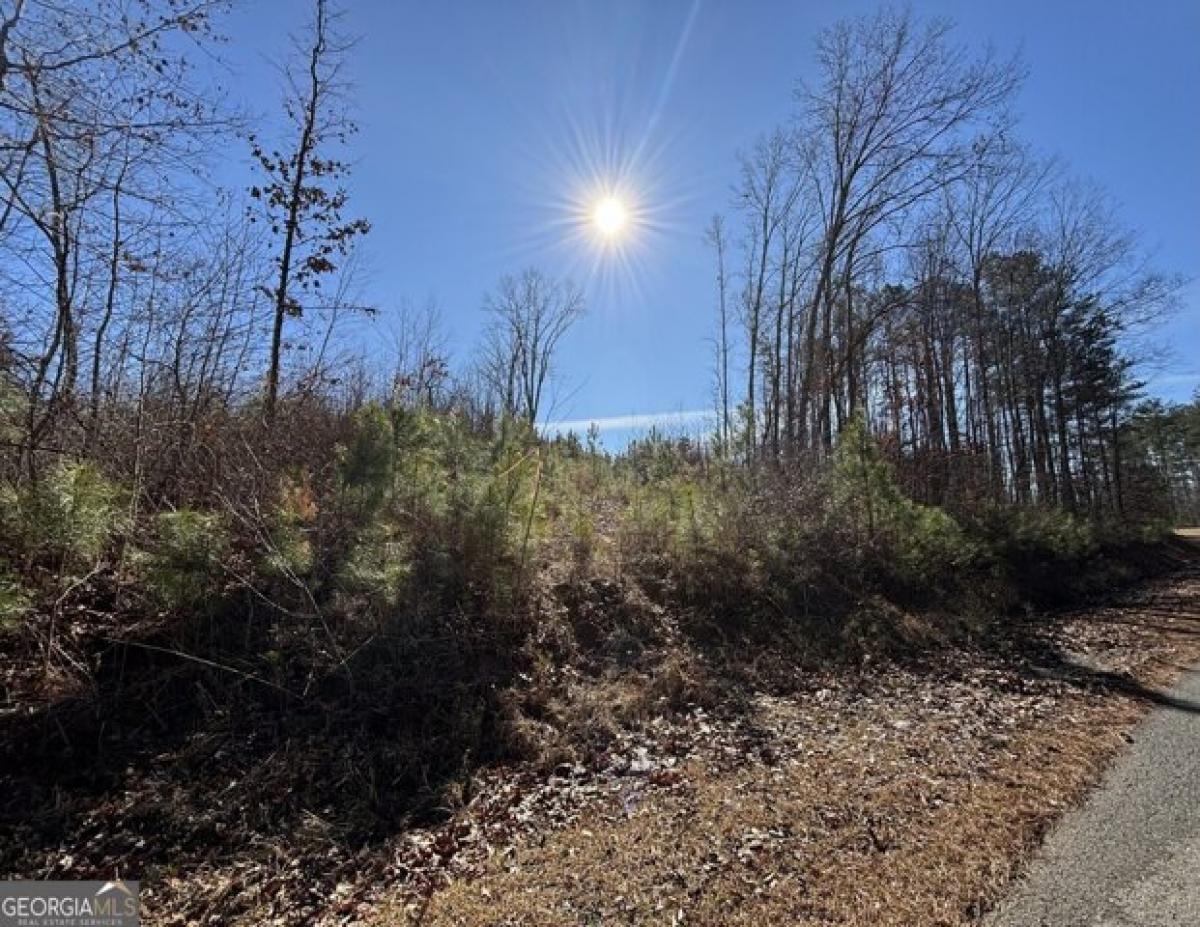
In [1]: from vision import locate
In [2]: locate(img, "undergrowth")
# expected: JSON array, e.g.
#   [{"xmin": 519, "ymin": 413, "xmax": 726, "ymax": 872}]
[{"xmin": 0, "ymin": 402, "xmax": 1177, "ymax": 862}]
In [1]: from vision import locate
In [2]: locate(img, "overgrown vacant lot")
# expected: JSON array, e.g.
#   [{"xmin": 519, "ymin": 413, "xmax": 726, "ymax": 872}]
[
  {"xmin": 4, "ymin": 514, "xmax": 1196, "ymax": 925},
  {"xmin": 2, "ymin": 2, "xmax": 1199, "ymax": 924},
  {"xmin": 1, "ymin": 402, "xmax": 1197, "ymax": 926}
]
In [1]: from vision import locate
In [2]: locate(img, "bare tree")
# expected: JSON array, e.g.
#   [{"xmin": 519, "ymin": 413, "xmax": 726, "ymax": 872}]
[
  {"xmin": 736, "ymin": 130, "xmax": 797, "ymax": 457},
  {"xmin": 0, "ymin": 0, "xmax": 228, "ymax": 473},
  {"xmin": 386, "ymin": 298, "xmax": 449, "ymax": 409},
  {"xmin": 793, "ymin": 7, "xmax": 1020, "ymax": 448},
  {"xmin": 705, "ymin": 214, "xmax": 732, "ymax": 453},
  {"xmin": 480, "ymin": 268, "xmax": 585, "ymax": 426},
  {"xmin": 943, "ymin": 138, "xmax": 1054, "ymax": 489},
  {"xmin": 251, "ymin": 0, "xmax": 370, "ymax": 423}
]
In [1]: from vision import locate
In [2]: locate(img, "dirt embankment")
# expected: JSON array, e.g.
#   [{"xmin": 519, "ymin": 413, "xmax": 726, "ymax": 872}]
[
  {"xmin": 4, "ymin": 537, "xmax": 1199, "ymax": 925},
  {"xmin": 375, "ymin": 537, "xmax": 1200, "ymax": 926}
]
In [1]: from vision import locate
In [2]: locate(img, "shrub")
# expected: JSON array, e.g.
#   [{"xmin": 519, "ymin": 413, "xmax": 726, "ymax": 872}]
[
  {"xmin": 617, "ymin": 470, "xmax": 722, "ymax": 570},
  {"xmin": 337, "ymin": 519, "xmax": 411, "ymax": 608},
  {"xmin": 0, "ymin": 381, "xmax": 20, "ymax": 452},
  {"xmin": 831, "ymin": 417, "xmax": 976, "ymax": 589},
  {"xmin": 263, "ymin": 472, "xmax": 317, "ymax": 578},
  {"xmin": 566, "ymin": 507, "xmax": 597, "ymax": 570},
  {"xmin": 135, "ymin": 509, "xmax": 229, "ymax": 609},
  {"xmin": 338, "ymin": 402, "xmax": 395, "ymax": 508},
  {"xmin": 0, "ymin": 462, "xmax": 126, "ymax": 570},
  {"xmin": 888, "ymin": 503, "xmax": 975, "ymax": 587},
  {"xmin": 964, "ymin": 506, "xmax": 1144, "ymax": 607},
  {"xmin": 0, "ymin": 569, "xmax": 30, "ymax": 631},
  {"xmin": 979, "ymin": 506, "xmax": 1100, "ymax": 563}
]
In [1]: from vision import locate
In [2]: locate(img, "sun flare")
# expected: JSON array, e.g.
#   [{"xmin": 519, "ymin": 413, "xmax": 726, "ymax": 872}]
[{"xmin": 593, "ymin": 196, "xmax": 628, "ymax": 237}]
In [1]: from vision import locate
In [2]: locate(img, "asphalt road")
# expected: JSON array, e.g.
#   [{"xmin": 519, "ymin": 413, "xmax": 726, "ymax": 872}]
[{"xmin": 987, "ymin": 663, "xmax": 1200, "ymax": 927}]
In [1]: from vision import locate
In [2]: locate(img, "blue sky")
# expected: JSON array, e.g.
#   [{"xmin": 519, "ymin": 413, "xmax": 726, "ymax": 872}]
[{"xmin": 215, "ymin": 0, "xmax": 1199, "ymax": 442}]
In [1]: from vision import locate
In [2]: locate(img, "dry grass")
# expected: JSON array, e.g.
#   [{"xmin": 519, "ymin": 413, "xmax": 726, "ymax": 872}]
[{"xmin": 375, "ymin": 565, "xmax": 1200, "ymax": 927}]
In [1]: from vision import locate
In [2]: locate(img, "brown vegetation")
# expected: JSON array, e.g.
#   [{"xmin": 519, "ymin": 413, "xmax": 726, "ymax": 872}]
[
  {"xmin": 382, "ymin": 542, "xmax": 1200, "ymax": 927},
  {"xmin": 1, "ymin": 3, "xmax": 1199, "ymax": 925}
]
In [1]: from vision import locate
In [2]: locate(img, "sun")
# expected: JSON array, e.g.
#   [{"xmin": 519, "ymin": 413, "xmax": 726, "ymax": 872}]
[{"xmin": 593, "ymin": 196, "xmax": 628, "ymax": 238}]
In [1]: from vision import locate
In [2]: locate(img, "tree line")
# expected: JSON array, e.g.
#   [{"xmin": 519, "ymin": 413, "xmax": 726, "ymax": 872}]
[
  {"xmin": 709, "ymin": 7, "xmax": 1183, "ymax": 517},
  {"xmin": 0, "ymin": 1, "xmax": 1192, "ymax": 524},
  {"xmin": 0, "ymin": 0, "xmax": 584, "ymax": 497}
]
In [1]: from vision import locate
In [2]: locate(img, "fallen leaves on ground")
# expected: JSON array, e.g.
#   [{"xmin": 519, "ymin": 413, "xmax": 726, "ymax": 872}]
[
  {"xmin": 5, "ymin": 563, "xmax": 1199, "ymax": 926},
  {"xmin": 372, "ymin": 566, "xmax": 1200, "ymax": 926}
]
